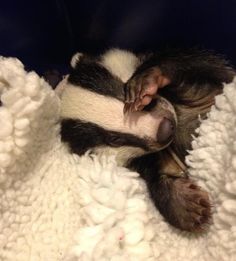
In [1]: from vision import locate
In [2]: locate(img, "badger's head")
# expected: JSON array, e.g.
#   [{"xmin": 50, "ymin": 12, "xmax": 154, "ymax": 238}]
[{"xmin": 60, "ymin": 49, "xmax": 176, "ymax": 165}]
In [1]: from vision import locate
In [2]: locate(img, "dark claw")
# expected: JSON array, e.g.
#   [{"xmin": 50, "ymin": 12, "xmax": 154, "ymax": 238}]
[
  {"xmin": 200, "ymin": 198, "xmax": 210, "ymax": 207},
  {"xmin": 123, "ymin": 103, "xmax": 131, "ymax": 114},
  {"xmin": 189, "ymin": 184, "xmax": 198, "ymax": 189},
  {"xmin": 123, "ymin": 102, "xmax": 135, "ymax": 114},
  {"xmin": 202, "ymin": 208, "xmax": 210, "ymax": 216}
]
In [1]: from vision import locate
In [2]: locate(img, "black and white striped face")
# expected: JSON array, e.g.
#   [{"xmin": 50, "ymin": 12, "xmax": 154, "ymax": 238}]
[{"xmin": 60, "ymin": 49, "xmax": 176, "ymax": 165}]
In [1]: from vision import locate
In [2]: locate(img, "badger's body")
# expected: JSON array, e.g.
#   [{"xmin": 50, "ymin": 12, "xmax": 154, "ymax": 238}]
[{"xmin": 60, "ymin": 48, "xmax": 235, "ymax": 232}]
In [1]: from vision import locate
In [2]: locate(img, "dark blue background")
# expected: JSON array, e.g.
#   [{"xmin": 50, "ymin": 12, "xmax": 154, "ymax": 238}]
[{"xmin": 1, "ymin": 0, "xmax": 235, "ymax": 74}]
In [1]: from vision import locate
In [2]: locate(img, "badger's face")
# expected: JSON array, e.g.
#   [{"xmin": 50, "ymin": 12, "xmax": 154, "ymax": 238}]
[{"xmin": 60, "ymin": 49, "xmax": 176, "ymax": 165}]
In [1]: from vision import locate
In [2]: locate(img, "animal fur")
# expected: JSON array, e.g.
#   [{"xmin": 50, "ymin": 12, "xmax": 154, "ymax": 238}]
[{"xmin": 60, "ymin": 48, "xmax": 235, "ymax": 232}]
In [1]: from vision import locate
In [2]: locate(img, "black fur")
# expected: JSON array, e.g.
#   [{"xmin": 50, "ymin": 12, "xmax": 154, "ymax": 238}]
[
  {"xmin": 68, "ymin": 55, "xmax": 124, "ymax": 101},
  {"xmin": 140, "ymin": 49, "xmax": 234, "ymax": 159},
  {"xmin": 134, "ymin": 48, "xmax": 234, "ymax": 88},
  {"xmin": 126, "ymin": 48, "xmax": 235, "ymax": 231},
  {"xmin": 61, "ymin": 118, "xmax": 150, "ymax": 155},
  {"xmin": 61, "ymin": 48, "xmax": 235, "ymax": 232}
]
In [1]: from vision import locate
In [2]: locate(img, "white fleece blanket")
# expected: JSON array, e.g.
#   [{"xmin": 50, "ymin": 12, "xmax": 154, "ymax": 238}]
[{"xmin": 0, "ymin": 57, "xmax": 236, "ymax": 261}]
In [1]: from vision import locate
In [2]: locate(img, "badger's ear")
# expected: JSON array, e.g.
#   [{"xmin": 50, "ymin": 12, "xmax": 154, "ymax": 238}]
[{"xmin": 70, "ymin": 52, "xmax": 83, "ymax": 68}]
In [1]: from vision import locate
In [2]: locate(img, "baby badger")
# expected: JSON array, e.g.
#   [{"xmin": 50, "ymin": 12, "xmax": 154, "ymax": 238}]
[{"xmin": 60, "ymin": 49, "xmax": 235, "ymax": 232}]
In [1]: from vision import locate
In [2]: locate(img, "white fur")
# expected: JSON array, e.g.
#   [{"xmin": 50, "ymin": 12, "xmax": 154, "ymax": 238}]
[
  {"xmin": 1, "ymin": 57, "xmax": 236, "ymax": 261},
  {"xmin": 100, "ymin": 49, "xmax": 140, "ymax": 82},
  {"xmin": 71, "ymin": 49, "xmax": 140, "ymax": 83},
  {"xmin": 61, "ymin": 83, "xmax": 164, "ymax": 144},
  {"xmin": 62, "ymin": 49, "xmax": 176, "ymax": 156},
  {"xmin": 70, "ymin": 52, "xmax": 83, "ymax": 68}
]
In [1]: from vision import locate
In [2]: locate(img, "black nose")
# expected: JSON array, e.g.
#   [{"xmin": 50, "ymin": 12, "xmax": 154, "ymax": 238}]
[{"xmin": 157, "ymin": 117, "xmax": 175, "ymax": 144}]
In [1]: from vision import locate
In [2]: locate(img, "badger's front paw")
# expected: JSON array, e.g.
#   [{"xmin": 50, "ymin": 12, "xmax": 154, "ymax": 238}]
[
  {"xmin": 156, "ymin": 177, "xmax": 212, "ymax": 232},
  {"xmin": 124, "ymin": 67, "xmax": 170, "ymax": 112}
]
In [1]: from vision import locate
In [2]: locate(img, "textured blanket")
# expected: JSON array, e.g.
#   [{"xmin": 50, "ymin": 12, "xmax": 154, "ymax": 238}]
[{"xmin": 0, "ymin": 57, "xmax": 235, "ymax": 261}]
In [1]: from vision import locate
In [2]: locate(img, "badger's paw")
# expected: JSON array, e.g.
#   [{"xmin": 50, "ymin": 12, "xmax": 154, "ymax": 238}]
[
  {"xmin": 124, "ymin": 67, "xmax": 170, "ymax": 112},
  {"xmin": 163, "ymin": 178, "xmax": 211, "ymax": 232}
]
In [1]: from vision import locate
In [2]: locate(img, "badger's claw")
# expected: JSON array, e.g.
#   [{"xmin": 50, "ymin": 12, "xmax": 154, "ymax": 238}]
[{"xmin": 124, "ymin": 67, "xmax": 170, "ymax": 113}]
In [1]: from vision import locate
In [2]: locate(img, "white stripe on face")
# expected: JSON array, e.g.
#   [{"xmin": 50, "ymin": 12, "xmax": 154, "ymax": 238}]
[
  {"xmin": 100, "ymin": 49, "xmax": 140, "ymax": 83},
  {"xmin": 61, "ymin": 83, "xmax": 167, "ymax": 143}
]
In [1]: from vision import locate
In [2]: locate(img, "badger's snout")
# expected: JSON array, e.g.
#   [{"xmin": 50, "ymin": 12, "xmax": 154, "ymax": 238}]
[{"xmin": 157, "ymin": 117, "xmax": 176, "ymax": 145}]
